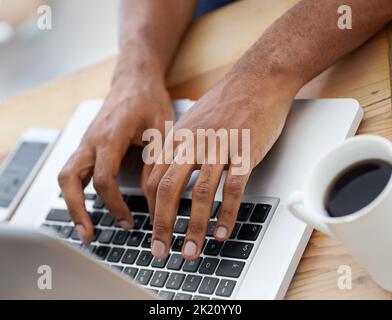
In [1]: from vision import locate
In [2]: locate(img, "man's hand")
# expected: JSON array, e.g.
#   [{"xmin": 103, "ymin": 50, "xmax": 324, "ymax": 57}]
[
  {"xmin": 58, "ymin": 77, "xmax": 174, "ymax": 244},
  {"xmin": 145, "ymin": 72, "xmax": 295, "ymax": 260}
]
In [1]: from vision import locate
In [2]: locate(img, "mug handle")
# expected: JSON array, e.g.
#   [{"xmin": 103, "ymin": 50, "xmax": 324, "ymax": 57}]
[{"xmin": 287, "ymin": 191, "xmax": 333, "ymax": 237}]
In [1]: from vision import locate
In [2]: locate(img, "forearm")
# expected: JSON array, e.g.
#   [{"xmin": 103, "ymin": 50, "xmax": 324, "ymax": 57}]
[
  {"xmin": 114, "ymin": 0, "xmax": 197, "ymax": 85},
  {"xmin": 229, "ymin": 0, "xmax": 392, "ymax": 97}
]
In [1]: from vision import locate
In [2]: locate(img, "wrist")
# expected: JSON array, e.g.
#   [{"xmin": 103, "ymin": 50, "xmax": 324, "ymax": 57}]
[
  {"xmin": 112, "ymin": 51, "xmax": 166, "ymax": 89},
  {"xmin": 225, "ymin": 50, "xmax": 305, "ymax": 102}
]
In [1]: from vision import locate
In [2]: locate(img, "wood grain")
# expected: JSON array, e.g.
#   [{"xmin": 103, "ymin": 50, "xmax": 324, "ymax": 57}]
[{"xmin": 1, "ymin": 0, "xmax": 391, "ymax": 299}]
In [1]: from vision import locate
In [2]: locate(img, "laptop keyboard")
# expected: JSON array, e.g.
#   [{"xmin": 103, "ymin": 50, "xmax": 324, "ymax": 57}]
[{"xmin": 42, "ymin": 193, "xmax": 277, "ymax": 300}]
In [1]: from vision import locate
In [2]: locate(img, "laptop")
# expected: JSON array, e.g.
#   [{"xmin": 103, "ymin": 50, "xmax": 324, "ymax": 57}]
[{"xmin": 4, "ymin": 99, "xmax": 363, "ymax": 299}]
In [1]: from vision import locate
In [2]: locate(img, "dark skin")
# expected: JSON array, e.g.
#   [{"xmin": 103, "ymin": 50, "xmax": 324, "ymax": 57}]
[{"xmin": 59, "ymin": 0, "xmax": 392, "ymax": 259}]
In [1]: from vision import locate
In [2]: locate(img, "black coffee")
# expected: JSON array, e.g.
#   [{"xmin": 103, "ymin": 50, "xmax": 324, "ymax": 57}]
[{"xmin": 326, "ymin": 160, "xmax": 392, "ymax": 217}]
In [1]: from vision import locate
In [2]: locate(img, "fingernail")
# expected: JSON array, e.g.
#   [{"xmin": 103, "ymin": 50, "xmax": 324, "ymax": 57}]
[
  {"xmin": 118, "ymin": 219, "xmax": 132, "ymax": 230},
  {"xmin": 183, "ymin": 241, "xmax": 197, "ymax": 257},
  {"xmin": 76, "ymin": 224, "xmax": 87, "ymax": 243},
  {"xmin": 152, "ymin": 240, "xmax": 166, "ymax": 257},
  {"xmin": 216, "ymin": 226, "xmax": 228, "ymax": 239}
]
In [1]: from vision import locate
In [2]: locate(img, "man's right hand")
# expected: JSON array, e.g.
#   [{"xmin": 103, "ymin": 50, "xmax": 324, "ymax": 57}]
[{"xmin": 58, "ymin": 76, "xmax": 174, "ymax": 244}]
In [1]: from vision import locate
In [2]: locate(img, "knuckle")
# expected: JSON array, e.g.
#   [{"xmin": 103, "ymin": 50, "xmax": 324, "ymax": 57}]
[
  {"xmin": 193, "ymin": 181, "xmax": 213, "ymax": 201},
  {"xmin": 157, "ymin": 175, "xmax": 175, "ymax": 196},
  {"xmin": 57, "ymin": 167, "xmax": 73, "ymax": 187},
  {"xmin": 225, "ymin": 177, "xmax": 244, "ymax": 196},
  {"xmin": 145, "ymin": 176, "xmax": 158, "ymax": 197},
  {"xmin": 93, "ymin": 173, "xmax": 110, "ymax": 191},
  {"xmin": 187, "ymin": 221, "xmax": 205, "ymax": 235},
  {"xmin": 153, "ymin": 219, "xmax": 170, "ymax": 235},
  {"xmin": 219, "ymin": 209, "xmax": 237, "ymax": 221}
]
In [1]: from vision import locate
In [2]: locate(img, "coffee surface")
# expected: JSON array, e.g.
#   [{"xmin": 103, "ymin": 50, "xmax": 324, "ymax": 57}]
[{"xmin": 326, "ymin": 160, "xmax": 392, "ymax": 217}]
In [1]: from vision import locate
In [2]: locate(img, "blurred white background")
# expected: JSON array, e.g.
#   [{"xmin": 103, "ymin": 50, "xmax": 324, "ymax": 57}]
[{"xmin": 0, "ymin": 0, "xmax": 120, "ymax": 100}]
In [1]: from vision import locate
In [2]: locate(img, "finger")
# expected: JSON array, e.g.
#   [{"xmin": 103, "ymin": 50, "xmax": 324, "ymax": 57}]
[
  {"xmin": 215, "ymin": 167, "xmax": 251, "ymax": 241},
  {"xmin": 141, "ymin": 163, "xmax": 153, "ymax": 198},
  {"xmin": 151, "ymin": 163, "xmax": 194, "ymax": 258},
  {"xmin": 58, "ymin": 150, "xmax": 95, "ymax": 244},
  {"xmin": 183, "ymin": 164, "xmax": 225, "ymax": 260},
  {"xmin": 144, "ymin": 128, "xmax": 176, "ymax": 222},
  {"xmin": 93, "ymin": 148, "xmax": 134, "ymax": 229},
  {"xmin": 145, "ymin": 162, "xmax": 170, "ymax": 224}
]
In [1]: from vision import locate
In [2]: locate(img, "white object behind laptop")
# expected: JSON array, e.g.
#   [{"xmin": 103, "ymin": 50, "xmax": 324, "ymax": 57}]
[{"xmin": 9, "ymin": 99, "xmax": 363, "ymax": 299}]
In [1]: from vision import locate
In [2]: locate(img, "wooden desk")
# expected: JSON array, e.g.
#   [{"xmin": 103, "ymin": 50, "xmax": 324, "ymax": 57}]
[{"xmin": 1, "ymin": 0, "xmax": 392, "ymax": 299}]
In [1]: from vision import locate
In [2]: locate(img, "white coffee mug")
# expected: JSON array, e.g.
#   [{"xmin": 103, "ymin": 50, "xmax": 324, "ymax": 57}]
[{"xmin": 287, "ymin": 135, "xmax": 392, "ymax": 291}]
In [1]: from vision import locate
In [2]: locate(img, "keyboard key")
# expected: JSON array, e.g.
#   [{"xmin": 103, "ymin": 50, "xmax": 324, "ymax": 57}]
[
  {"xmin": 193, "ymin": 295, "xmax": 210, "ymax": 300},
  {"xmin": 204, "ymin": 240, "xmax": 223, "ymax": 256},
  {"xmin": 123, "ymin": 267, "xmax": 138, "ymax": 279},
  {"xmin": 220, "ymin": 241, "xmax": 253, "ymax": 259},
  {"xmin": 121, "ymin": 249, "xmax": 139, "ymax": 264},
  {"xmin": 81, "ymin": 244, "xmax": 96, "ymax": 254},
  {"xmin": 174, "ymin": 293, "xmax": 192, "ymax": 300},
  {"xmin": 150, "ymin": 271, "xmax": 169, "ymax": 288},
  {"xmin": 148, "ymin": 289, "xmax": 158, "ymax": 295},
  {"xmin": 135, "ymin": 269, "xmax": 153, "ymax": 285},
  {"xmin": 100, "ymin": 213, "xmax": 114, "ymax": 226},
  {"xmin": 93, "ymin": 196, "xmax": 105, "ymax": 209},
  {"xmin": 95, "ymin": 246, "xmax": 110, "ymax": 260},
  {"xmin": 210, "ymin": 201, "xmax": 221, "ymax": 218},
  {"xmin": 172, "ymin": 236, "xmax": 184, "ymax": 252},
  {"xmin": 182, "ymin": 275, "xmax": 202, "ymax": 292},
  {"xmin": 46, "ymin": 209, "xmax": 71, "ymax": 222},
  {"xmin": 58, "ymin": 226, "xmax": 73, "ymax": 238},
  {"xmin": 127, "ymin": 195, "xmax": 149, "ymax": 213},
  {"xmin": 151, "ymin": 256, "xmax": 170, "ymax": 268},
  {"xmin": 98, "ymin": 229, "xmax": 114, "ymax": 244},
  {"xmin": 166, "ymin": 273, "xmax": 185, "ymax": 290},
  {"xmin": 250, "ymin": 203, "xmax": 271, "ymax": 223},
  {"xmin": 198, "ymin": 277, "xmax": 219, "ymax": 295},
  {"xmin": 230, "ymin": 223, "xmax": 241, "ymax": 239},
  {"xmin": 206, "ymin": 221, "xmax": 217, "ymax": 237},
  {"xmin": 143, "ymin": 217, "xmax": 153, "ymax": 231},
  {"xmin": 199, "ymin": 258, "xmax": 219, "ymax": 275},
  {"xmin": 84, "ymin": 193, "xmax": 96, "ymax": 201},
  {"xmin": 167, "ymin": 254, "xmax": 184, "ymax": 270},
  {"xmin": 174, "ymin": 218, "xmax": 189, "ymax": 234},
  {"xmin": 216, "ymin": 279, "xmax": 236, "ymax": 297},
  {"xmin": 178, "ymin": 199, "xmax": 192, "ymax": 216},
  {"xmin": 111, "ymin": 265, "xmax": 124, "ymax": 272},
  {"xmin": 133, "ymin": 214, "xmax": 146, "ymax": 230},
  {"xmin": 93, "ymin": 228, "xmax": 101, "ymax": 241},
  {"xmin": 89, "ymin": 211, "xmax": 103, "ymax": 225},
  {"xmin": 71, "ymin": 227, "xmax": 81, "ymax": 241},
  {"xmin": 107, "ymin": 247, "xmax": 125, "ymax": 263},
  {"xmin": 127, "ymin": 231, "xmax": 144, "ymax": 247},
  {"xmin": 216, "ymin": 260, "xmax": 245, "ymax": 278},
  {"xmin": 73, "ymin": 227, "xmax": 100, "ymax": 241},
  {"xmin": 112, "ymin": 230, "xmax": 129, "ymax": 245},
  {"xmin": 142, "ymin": 233, "xmax": 152, "ymax": 248},
  {"xmin": 136, "ymin": 250, "xmax": 153, "ymax": 266},
  {"xmin": 158, "ymin": 290, "xmax": 175, "ymax": 300},
  {"xmin": 42, "ymin": 224, "xmax": 61, "ymax": 232},
  {"xmin": 237, "ymin": 203, "xmax": 254, "ymax": 221},
  {"xmin": 183, "ymin": 257, "xmax": 202, "ymax": 272},
  {"xmin": 237, "ymin": 224, "xmax": 262, "ymax": 241}
]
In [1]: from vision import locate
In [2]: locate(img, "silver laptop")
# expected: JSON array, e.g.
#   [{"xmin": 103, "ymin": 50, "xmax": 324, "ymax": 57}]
[{"xmin": 4, "ymin": 99, "xmax": 363, "ymax": 299}]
